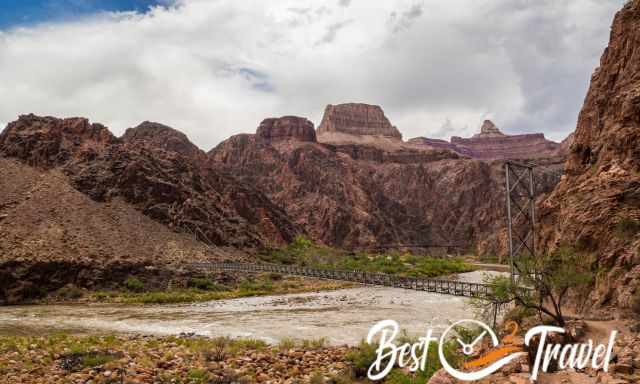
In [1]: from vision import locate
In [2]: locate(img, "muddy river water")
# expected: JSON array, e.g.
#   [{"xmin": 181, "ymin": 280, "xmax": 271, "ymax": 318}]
[{"xmin": 0, "ymin": 271, "xmax": 506, "ymax": 345}]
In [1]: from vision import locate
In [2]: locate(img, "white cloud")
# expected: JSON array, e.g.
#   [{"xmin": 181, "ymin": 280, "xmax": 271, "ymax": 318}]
[{"xmin": 0, "ymin": 0, "xmax": 625, "ymax": 149}]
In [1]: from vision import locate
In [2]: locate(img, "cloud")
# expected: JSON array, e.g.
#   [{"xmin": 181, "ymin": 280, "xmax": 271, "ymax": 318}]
[
  {"xmin": 338, "ymin": 0, "xmax": 352, "ymax": 7},
  {"xmin": 389, "ymin": 3, "xmax": 424, "ymax": 33},
  {"xmin": 0, "ymin": 0, "xmax": 625, "ymax": 150},
  {"xmin": 315, "ymin": 19, "xmax": 354, "ymax": 45}
]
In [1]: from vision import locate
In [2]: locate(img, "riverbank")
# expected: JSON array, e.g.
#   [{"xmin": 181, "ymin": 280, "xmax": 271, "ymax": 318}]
[
  {"xmin": 260, "ymin": 236, "xmax": 475, "ymax": 278},
  {"xmin": 0, "ymin": 333, "xmax": 353, "ymax": 383},
  {"xmin": 37, "ymin": 273, "xmax": 356, "ymax": 305}
]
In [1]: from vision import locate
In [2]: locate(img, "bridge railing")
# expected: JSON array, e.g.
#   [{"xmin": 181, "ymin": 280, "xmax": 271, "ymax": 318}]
[{"xmin": 190, "ymin": 262, "xmax": 495, "ymax": 300}]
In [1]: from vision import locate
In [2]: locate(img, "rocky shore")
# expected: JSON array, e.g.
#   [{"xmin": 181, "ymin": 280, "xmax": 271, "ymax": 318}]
[{"xmin": 0, "ymin": 334, "xmax": 351, "ymax": 384}]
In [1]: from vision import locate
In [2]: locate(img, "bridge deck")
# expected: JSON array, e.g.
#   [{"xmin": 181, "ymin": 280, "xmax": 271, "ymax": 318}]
[{"xmin": 190, "ymin": 262, "xmax": 493, "ymax": 300}]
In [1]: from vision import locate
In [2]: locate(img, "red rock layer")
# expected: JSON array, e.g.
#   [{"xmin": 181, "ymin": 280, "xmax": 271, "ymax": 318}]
[
  {"xmin": 210, "ymin": 119, "xmax": 563, "ymax": 252},
  {"xmin": 537, "ymin": 0, "xmax": 640, "ymax": 314},
  {"xmin": 449, "ymin": 133, "xmax": 560, "ymax": 160},
  {"xmin": 256, "ymin": 116, "xmax": 317, "ymax": 142},
  {"xmin": 0, "ymin": 115, "xmax": 302, "ymax": 249},
  {"xmin": 409, "ymin": 120, "xmax": 561, "ymax": 161},
  {"xmin": 317, "ymin": 103, "xmax": 402, "ymax": 140}
]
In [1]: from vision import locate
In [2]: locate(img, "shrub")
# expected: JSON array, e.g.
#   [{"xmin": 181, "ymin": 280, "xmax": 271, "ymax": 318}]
[
  {"xmin": 345, "ymin": 341, "xmax": 379, "ymax": 378},
  {"xmin": 56, "ymin": 284, "xmax": 84, "ymax": 300},
  {"xmin": 124, "ymin": 277, "xmax": 144, "ymax": 292},
  {"xmin": 203, "ymin": 337, "xmax": 230, "ymax": 362},
  {"xmin": 301, "ymin": 337, "xmax": 328, "ymax": 349},
  {"xmin": 188, "ymin": 277, "xmax": 228, "ymax": 291}
]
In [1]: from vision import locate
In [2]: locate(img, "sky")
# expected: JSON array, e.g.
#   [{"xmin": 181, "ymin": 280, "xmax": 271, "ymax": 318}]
[{"xmin": 0, "ymin": 0, "xmax": 626, "ymax": 150}]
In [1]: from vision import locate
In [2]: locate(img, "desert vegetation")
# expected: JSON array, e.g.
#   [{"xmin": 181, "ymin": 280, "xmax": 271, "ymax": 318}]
[
  {"xmin": 486, "ymin": 246, "xmax": 594, "ymax": 326},
  {"xmin": 261, "ymin": 236, "xmax": 474, "ymax": 278},
  {"xmin": 44, "ymin": 273, "xmax": 354, "ymax": 305}
]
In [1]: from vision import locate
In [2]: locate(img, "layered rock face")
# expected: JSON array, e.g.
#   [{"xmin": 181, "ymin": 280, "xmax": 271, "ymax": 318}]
[
  {"xmin": 317, "ymin": 103, "xmax": 402, "ymax": 143},
  {"xmin": 537, "ymin": 0, "xmax": 640, "ymax": 314},
  {"xmin": 0, "ymin": 115, "xmax": 302, "ymax": 250},
  {"xmin": 409, "ymin": 120, "xmax": 562, "ymax": 160},
  {"xmin": 210, "ymin": 119, "xmax": 563, "ymax": 252},
  {"xmin": 256, "ymin": 116, "xmax": 316, "ymax": 142}
]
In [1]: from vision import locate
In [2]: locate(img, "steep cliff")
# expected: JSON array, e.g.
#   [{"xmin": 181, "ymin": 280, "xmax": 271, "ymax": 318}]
[
  {"xmin": 257, "ymin": 116, "xmax": 317, "ymax": 143},
  {"xmin": 317, "ymin": 103, "xmax": 403, "ymax": 145},
  {"xmin": 210, "ymin": 116, "xmax": 562, "ymax": 253},
  {"xmin": 537, "ymin": 0, "xmax": 640, "ymax": 314}
]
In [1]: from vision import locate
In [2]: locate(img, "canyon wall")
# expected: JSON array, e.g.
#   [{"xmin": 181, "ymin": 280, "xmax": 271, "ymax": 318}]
[
  {"xmin": 210, "ymin": 115, "xmax": 563, "ymax": 253},
  {"xmin": 537, "ymin": 0, "xmax": 640, "ymax": 314}
]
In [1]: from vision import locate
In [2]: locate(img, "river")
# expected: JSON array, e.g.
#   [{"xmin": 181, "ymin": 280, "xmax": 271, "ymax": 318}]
[{"xmin": 0, "ymin": 271, "xmax": 506, "ymax": 345}]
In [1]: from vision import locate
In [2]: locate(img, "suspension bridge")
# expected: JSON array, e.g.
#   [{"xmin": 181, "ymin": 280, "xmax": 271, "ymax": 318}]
[{"xmin": 190, "ymin": 261, "xmax": 494, "ymax": 299}]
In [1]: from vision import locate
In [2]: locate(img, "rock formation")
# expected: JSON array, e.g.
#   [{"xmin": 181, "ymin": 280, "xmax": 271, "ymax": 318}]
[
  {"xmin": 474, "ymin": 120, "xmax": 505, "ymax": 138},
  {"xmin": 317, "ymin": 103, "xmax": 402, "ymax": 143},
  {"xmin": 122, "ymin": 121, "xmax": 204, "ymax": 159},
  {"xmin": 537, "ymin": 0, "xmax": 640, "ymax": 314},
  {"xmin": 256, "ymin": 116, "xmax": 317, "ymax": 142},
  {"xmin": 0, "ymin": 114, "xmax": 117, "ymax": 167},
  {"xmin": 409, "ymin": 120, "xmax": 562, "ymax": 160},
  {"xmin": 210, "ymin": 118, "xmax": 563, "ymax": 252},
  {"xmin": 0, "ymin": 115, "xmax": 302, "ymax": 250}
]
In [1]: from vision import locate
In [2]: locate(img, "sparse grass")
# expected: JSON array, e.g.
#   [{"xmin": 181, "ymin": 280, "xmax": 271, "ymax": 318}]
[
  {"xmin": 345, "ymin": 332, "xmax": 462, "ymax": 383},
  {"xmin": 79, "ymin": 352, "xmax": 118, "ymax": 369},
  {"xmin": 261, "ymin": 235, "xmax": 474, "ymax": 278},
  {"xmin": 53, "ymin": 273, "xmax": 352, "ymax": 305},
  {"xmin": 278, "ymin": 337, "xmax": 296, "ymax": 351},
  {"xmin": 0, "ymin": 333, "xmax": 350, "ymax": 383},
  {"xmin": 187, "ymin": 368, "xmax": 208, "ymax": 383},
  {"xmin": 301, "ymin": 337, "xmax": 328, "ymax": 349},
  {"xmin": 477, "ymin": 253, "xmax": 505, "ymax": 264}
]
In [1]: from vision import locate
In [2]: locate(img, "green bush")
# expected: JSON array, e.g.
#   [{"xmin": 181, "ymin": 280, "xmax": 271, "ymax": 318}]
[
  {"xmin": 56, "ymin": 285, "xmax": 84, "ymax": 300},
  {"xmin": 187, "ymin": 368, "xmax": 208, "ymax": 383},
  {"xmin": 345, "ymin": 337, "xmax": 460, "ymax": 382},
  {"xmin": 124, "ymin": 277, "xmax": 144, "ymax": 292},
  {"xmin": 345, "ymin": 341, "xmax": 379, "ymax": 378},
  {"xmin": 188, "ymin": 278, "xmax": 229, "ymax": 291},
  {"xmin": 264, "ymin": 236, "xmax": 473, "ymax": 278}
]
